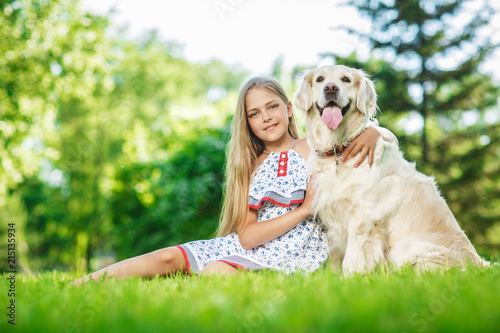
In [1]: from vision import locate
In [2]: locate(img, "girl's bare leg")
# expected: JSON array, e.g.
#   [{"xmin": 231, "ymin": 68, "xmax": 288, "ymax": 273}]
[
  {"xmin": 70, "ymin": 246, "xmax": 187, "ymax": 286},
  {"xmin": 198, "ymin": 261, "xmax": 241, "ymax": 276}
]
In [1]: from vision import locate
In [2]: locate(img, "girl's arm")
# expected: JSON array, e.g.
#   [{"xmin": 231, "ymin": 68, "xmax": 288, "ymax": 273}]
[
  {"xmin": 237, "ymin": 181, "xmax": 315, "ymax": 251},
  {"xmin": 342, "ymin": 126, "xmax": 398, "ymax": 167}
]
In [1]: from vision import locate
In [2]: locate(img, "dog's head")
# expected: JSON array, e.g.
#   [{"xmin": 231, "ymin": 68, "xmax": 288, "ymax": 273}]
[{"xmin": 295, "ymin": 65, "xmax": 377, "ymax": 131}]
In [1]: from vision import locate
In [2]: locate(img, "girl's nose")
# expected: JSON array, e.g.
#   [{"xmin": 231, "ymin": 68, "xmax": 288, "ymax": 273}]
[{"xmin": 263, "ymin": 111, "xmax": 272, "ymax": 121}]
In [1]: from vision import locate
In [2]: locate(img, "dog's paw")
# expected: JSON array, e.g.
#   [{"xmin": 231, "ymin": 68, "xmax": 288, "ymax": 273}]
[
  {"xmin": 342, "ymin": 257, "xmax": 367, "ymax": 276},
  {"xmin": 342, "ymin": 268, "xmax": 354, "ymax": 278}
]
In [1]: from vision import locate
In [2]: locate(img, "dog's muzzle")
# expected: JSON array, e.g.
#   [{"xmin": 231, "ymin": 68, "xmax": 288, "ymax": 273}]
[{"xmin": 316, "ymin": 100, "xmax": 351, "ymax": 117}]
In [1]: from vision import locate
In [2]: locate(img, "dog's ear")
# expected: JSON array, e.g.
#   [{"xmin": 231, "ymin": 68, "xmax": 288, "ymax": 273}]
[
  {"xmin": 294, "ymin": 70, "xmax": 315, "ymax": 112},
  {"xmin": 355, "ymin": 70, "xmax": 378, "ymax": 119}
]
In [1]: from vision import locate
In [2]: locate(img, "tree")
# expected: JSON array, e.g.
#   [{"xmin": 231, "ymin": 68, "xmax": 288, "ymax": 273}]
[
  {"xmin": 109, "ymin": 125, "xmax": 228, "ymax": 259},
  {"xmin": 1, "ymin": 0, "xmax": 249, "ymax": 271},
  {"xmin": 0, "ymin": 0, "xmax": 115, "ymax": 271},
  {"xmin": 340, "ymin": 0, "xmax": 499, "ymax": 164}
]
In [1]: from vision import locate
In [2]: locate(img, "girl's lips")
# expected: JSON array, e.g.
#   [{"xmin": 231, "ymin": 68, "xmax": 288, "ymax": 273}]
[{"xmin": 264, "ymin": 123, "xmax": 278, "ymax": 131}]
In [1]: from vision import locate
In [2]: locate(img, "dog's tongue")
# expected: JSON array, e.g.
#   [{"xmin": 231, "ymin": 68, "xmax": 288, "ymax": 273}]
[{"xmin": 321, "ymin": 106, "xmax": 343, "ymax": 130}]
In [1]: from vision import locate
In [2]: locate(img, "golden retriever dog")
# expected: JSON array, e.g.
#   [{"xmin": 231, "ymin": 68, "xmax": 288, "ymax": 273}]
[{"xmin": 295, "ymin": 65, "xmax": 489, "ymax": 276}]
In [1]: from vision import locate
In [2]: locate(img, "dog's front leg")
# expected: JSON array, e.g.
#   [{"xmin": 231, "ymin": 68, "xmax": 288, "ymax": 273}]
[
  {"xmin": 342, "ymin": 219, "xmax": 386, "ymax": 277},
  {"xmin": 342, "ymin": 221, "xmax": 369, "ymax": 277},
  {"xmin": 325, "ymin": 227, "xmax": 348, "ymax": 274}
]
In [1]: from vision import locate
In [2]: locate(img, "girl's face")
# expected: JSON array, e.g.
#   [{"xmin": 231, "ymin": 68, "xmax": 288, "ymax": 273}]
[{"xmin": 245, "ymin": 87, "xmax": 292, "ymax": 146}]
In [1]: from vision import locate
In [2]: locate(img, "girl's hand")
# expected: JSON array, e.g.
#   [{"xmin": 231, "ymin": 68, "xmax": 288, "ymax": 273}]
[
  {"xmin": 342, "ymin": 126, "xmax": 380, "ymax": 167},
  {"xmin": 300, "ymin": 174, "xmax": 317, "ymax": 216}
]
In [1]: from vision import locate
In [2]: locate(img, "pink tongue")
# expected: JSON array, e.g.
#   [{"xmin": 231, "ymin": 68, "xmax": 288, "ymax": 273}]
[{"xmin": 321, "ymin": 106, "xmax": 343, "ymax": 130}]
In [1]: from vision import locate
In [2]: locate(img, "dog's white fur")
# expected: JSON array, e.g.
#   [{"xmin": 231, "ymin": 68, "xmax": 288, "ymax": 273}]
[{"xmin": 295, "ymin": 65, "xmax": 489, "ymax": 276}]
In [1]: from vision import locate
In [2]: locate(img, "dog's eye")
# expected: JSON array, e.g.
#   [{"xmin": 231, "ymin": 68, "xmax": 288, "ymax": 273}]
[
  {"xmin": 316, "ymin": 76, "xmax": 324, "ymax": 83},
  {"xmin": 342, "ymin": 76, "xmax": 351, "ymax": 83}
]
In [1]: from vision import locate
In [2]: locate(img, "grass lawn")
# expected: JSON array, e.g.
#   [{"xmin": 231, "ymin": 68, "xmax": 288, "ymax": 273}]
[{"xmin": 1, "ymin": 264, "xmax": 499, "ymax": 332}]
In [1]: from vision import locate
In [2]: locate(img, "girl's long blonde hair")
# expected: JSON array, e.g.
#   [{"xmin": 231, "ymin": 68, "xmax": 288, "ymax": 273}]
[{"xmin": 216, "ymin": 77, "xmax": 299, "ymax": 237}]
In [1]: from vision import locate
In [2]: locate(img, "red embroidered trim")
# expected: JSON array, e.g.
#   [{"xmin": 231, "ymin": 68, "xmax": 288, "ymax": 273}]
[
  {"xmin": 217, "ymin": 260, "xmax": 248, "ymax": 271},
  {"xmin": 248, "ymin": 197, "xmax": 304, "ymax": 209},
  {"xmin": 277, "ymin": 151, "xmax": 288, "ymax": 177},
  {"xmin": 175, "ymin": 245, "xmax": 193, "ymax": 275}
]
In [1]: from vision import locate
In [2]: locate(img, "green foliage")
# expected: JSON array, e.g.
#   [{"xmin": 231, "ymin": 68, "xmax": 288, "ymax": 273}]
[
  {"xmin": 0, "ymin": 0, "xmax": 111, "ymax": 197},
  {"xmin": 342, "ymin": 0, "xmax": 499, "ymax": 162},
  {"xmin": 1, "ymin": 265, "xmax": 499, "ymax": 332},
  {"xmin": 109, "ymin": 126, "xmax": 228, "ymax": 259},
  {"xmin": 0, "ymin": 191, "xmax": 28, "ymax": 271},
  {"xmin": 0, "ymin": 0, "xmax": 247, "ymax": 271},
  {"xmin": 18, "ymin": 176, "xmax": 75, "ymax": 269},
  {"xmin": 425, "ymin": 122, "xmax": 500, "ymax": 256},
  {"xmin": 0, "ymin": 0, "xmax": 116, "ymax": 271}
]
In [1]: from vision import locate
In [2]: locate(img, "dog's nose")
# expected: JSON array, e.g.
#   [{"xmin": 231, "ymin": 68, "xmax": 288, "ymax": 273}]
[{"xmin": 324, "ymin": 83, "xmax": 338, "ymax": 93}]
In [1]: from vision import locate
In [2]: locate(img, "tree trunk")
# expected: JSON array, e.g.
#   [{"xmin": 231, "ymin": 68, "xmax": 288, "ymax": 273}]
[
  {"xmin": 421, "ymin": 109, "xmax": 428, "ymax": 165},
  {"xmin": 86, "ymin": 234, "xmax": 92, "ymax": 272}
]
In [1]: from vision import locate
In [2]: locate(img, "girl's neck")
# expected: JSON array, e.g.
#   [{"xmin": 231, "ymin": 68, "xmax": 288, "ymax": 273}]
[{"xmin": 263, "ymin": 134, "xmax": 294, "ymax": 153}]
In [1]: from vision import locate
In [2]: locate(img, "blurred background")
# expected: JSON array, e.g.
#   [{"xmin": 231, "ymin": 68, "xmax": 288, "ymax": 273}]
[{"xmin": 1, "ymin": 0, "xmax": 499, "ymax": 273}]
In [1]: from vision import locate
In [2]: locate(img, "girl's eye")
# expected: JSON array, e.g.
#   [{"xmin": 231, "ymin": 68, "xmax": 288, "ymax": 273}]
[
  {"xmin": 270, "ymin": 104, "xmax": 279, "ymax": 109},
  {"xmin": 342, "ymin": 76, "xmax": 351, "ymax": 83},
  {"xmin": 248, "ymin": 112, "xmax": 258, "ymax": 118},
  {"xmin": 316, "ymin": 76, "xmax": 324, "ymax": 83}
]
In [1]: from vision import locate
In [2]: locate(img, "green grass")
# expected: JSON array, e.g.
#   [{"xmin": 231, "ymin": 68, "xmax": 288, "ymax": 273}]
[{"xmin": 1, "ymin": 264, "xmax": 500, "ymax": 333}]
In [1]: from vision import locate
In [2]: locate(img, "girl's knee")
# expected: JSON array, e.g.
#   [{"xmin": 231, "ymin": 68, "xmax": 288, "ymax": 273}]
[
  {"xmin": 199, "ymin": 261, "xmax": 241, "ymax": 276},
  {"xmin": 150, "ymin": 247, "xmax": 186, "ymax": 271}
]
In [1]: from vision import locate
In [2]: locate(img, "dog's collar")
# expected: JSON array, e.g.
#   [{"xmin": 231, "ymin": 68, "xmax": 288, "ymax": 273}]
[{"xmin": 316, "ymin": 145, "xmax": 346, "ymax": 158}]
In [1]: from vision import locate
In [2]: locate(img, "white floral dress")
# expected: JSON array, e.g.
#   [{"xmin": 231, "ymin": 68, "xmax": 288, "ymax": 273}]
[{"xmin": 177, "ymin": 142, "xmax": 328, "ymax": 274}]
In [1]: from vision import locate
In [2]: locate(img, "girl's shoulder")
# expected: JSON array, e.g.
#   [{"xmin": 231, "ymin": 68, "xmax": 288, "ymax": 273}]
[{"xmin": 293, "ymin": 137, "xmax": 311, "ymax": 162}]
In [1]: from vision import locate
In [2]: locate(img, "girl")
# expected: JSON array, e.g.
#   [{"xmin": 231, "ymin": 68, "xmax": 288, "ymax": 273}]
[{"xmin": 71, "ymin": 76, "xmax": 394, "ymax": 285}]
